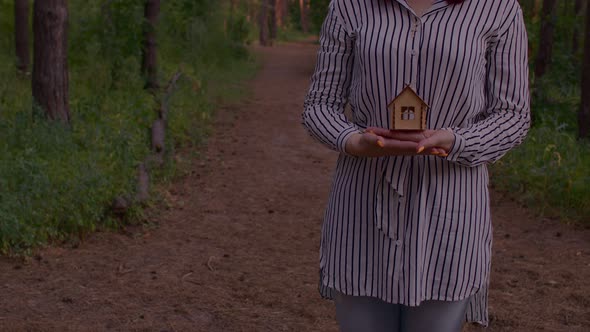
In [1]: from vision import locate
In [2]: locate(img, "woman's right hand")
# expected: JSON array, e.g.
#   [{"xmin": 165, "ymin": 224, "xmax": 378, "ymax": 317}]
[{"xmin": 345, "ymin": 130, "xmax": 448, "ymax": 158}]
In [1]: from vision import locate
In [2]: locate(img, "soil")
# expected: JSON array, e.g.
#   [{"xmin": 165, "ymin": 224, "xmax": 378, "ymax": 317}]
[{"xmin": 0, "ymin": 42, "xmax": 589, "ymax": 332}]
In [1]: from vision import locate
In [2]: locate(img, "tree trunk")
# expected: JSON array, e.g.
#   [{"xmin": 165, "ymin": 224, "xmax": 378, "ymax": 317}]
[
  {"xmin": 15, "ymin": 0, "xmax": 30, "ymax": 73},
  {"xmin": 579, "ymin": 0, "xmax": 590, "ymax": 139},
  {"xmin": 227, "ymin": 0, "xmax": 236, "ymax": 33},
  {"xmin": 299, "ymin": 0, "xmax": 309, "ymax": 34},
  {"xmin": 534, "ymin": 0, "xmax": 557, "ymax": 79},
  {"xmin": 520, "ymin": 0, "xmax": 533, "ymax": 18},
  {"xmin": 32, "ymin": 0, "xmax": 69, "ymax": 123},
  {"xmin": 142, "ymin": 0, "xmax": 160, "ymax": 91},
  {"xmin": 533, "ymin": 0, "xmax": 543, "ymax": 20},
  {"xmin": 573, "ymin": 0, "xmax": 584, "ymax": 55},
  {"xmin": 259, "ymin": 0, "xmax": 270, "ymax": 46},
  {"xmin": 248, "ymin": 0, "xmax": 258, "ymax": 23},
  {"xmin": 269, "ymin": 0, "xmax": 278, "ymax": 40},
  {"xmin": 276, "ymin": 0, "xmax": 288, "ymax": 27}
]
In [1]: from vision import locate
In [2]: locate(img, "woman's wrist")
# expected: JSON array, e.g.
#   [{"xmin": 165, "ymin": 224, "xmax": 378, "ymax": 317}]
[
  {"xmin": 438, "ymin": 129, "xmax": 455, "ymax": 152},
  {"xmin": 344, "ymin": 133, "xmax": 363, "ymax": 156}
]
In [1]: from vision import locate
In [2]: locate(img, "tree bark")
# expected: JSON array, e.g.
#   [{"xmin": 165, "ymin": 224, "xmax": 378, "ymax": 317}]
[
  {"xmin": 520, "ymin": 0, "xmax": 533, "ymax": 18},
  {"xmin": 136, "ymin": 163, "xmax": 150, "ymax": 203},
  {"xmin": 299, "ymin": 0, "xmax": 309, "ymax": 34},
  {"xmin": 32, "ymin": 0, "xmax": 69, "ymax": 123},
  {"xmin": 579, "ymin": 0, "xmax": 590, "ymax": 139},
  {"xmin": 276, "ymin": 0, "xmax": 288, "ymax": 27},
  {"xmin": 573, "ymin": 0, "xmax": 584, "ymax": 55},
  {"xmin": 15, "ymin": 0, "xmax": 30, "ymax": 73},
  {"xmin": 269, "ymin": 0, "xmax": 278, "ymax": 40},
  {"xmin": 534, "ymin": 0, "xmax": 557, "ymax": 79},
  {"xmin": 533, "ymin": 0, "xmax": 543, "ymax": 20},
  {"xmin": 259, "ymin": 0, "xmax": 270, "ymax": 46},
  {"xmin": 142, "ymin": 0, "xmax": 160, "ymax": 91}
]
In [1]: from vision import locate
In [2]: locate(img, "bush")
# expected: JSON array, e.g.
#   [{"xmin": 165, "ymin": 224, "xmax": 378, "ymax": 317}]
[{"xmin": 491, "ymin": 127, "xmax": 590, "ymax": 222}]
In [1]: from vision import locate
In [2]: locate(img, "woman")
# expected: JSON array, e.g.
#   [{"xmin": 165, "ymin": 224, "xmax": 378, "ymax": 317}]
[{"xmin": 302, "ymin": 0, "xmax": 530, "ymax": 331}]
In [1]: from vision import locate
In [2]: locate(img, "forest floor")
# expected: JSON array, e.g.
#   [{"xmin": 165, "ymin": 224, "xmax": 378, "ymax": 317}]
[{"xmin": 0, "ymin": 42, "xmax": 589, "ymax": 332}]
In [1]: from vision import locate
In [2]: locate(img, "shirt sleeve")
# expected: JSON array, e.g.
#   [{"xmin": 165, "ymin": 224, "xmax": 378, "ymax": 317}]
[
  {"xmin": 302, "ymin": 3, "xmax": 360, "ymax": 154},
  {"xmin": 445, "ymin": 8, "xmax": 531, "ymax": 167}
]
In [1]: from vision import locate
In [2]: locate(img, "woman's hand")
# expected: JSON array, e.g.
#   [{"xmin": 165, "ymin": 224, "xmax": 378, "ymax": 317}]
[
  {"xmin": 367, "ymin": 127, "xmax": 455, "ymax": 156},
  {"xmin": 345, "ymin": 131, "xmax": 420, "ymax": 157},
  {"xmin": 345, "ymin": 127, "xmax": 455, "ymax": 158}
]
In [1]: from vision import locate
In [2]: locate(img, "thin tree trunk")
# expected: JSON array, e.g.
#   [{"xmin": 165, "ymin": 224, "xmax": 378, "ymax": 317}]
[
  {"xmin": 534, "ymin": 0, "xmax": 557, "ymax": 79},
  {"xmin": 269, "ymin": 0, "xmax": 277, "ymax": 40},
  {"xmin": 520, "ymin": 0, "xmax": 534, "ymax": 18},
  {"xmin": 299, "ymin": 0, "xmax": 309, "ymax": 34},
  {"xmin": 579, "ymin": 0, "xmax": 590, "ymax": 139},
  {"xmin": 142, "ymin": 0, "xmax": 160, "ymax": 91},
  {"xmin": 259, "ymin": 0, "xmax": 270, "ymax": 46},
  {"xmin": 573, "ymin": 0, "xmax": 584, "ymax": 55},
  {"xmin": 15, "ymin": 0, "xmax": 30, "ymax": 73},
  {"xmin": 276, "ymin": 0, "xmax": 288, "ymax": 27},
  {"xmin": 533, "ymin": 0, "xmax": 543, "ymax": 21},
  {"xmin": 32, "ymin": 0, "xmax": 69, "ymax": 123},
  {"xmin": 248, "ymin": 0, "xmax": 258, "ymax": 23},
  {"xmin": 227, "ymin": 0, "xmax": 236, "ymax": 32}
]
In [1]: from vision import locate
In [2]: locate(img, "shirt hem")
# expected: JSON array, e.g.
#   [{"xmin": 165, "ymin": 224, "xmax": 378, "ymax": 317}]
[{"xmin": 318, "ymin": 269, "xmax": 489, "ymax": 327}]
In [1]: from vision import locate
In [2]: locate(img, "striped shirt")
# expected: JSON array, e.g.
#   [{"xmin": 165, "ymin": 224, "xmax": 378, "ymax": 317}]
[{"xmin": 302, "ymin": 0, "xmax": 530, "ymax": 326}]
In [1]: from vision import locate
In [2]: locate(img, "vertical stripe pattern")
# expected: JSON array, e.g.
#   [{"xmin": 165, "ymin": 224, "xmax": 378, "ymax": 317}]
[{"xmin": 302, "ymin": 0, "xmax": 530, "ymax": 327}]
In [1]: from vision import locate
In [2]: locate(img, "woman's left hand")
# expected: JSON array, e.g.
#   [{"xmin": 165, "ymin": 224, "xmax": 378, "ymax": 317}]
[{"xmin": 366, "ymin": 127, "xmax": 455, "ymax": 156}]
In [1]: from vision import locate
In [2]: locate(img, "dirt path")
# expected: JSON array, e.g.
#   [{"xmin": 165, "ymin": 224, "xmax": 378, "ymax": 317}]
[{"xmin": 0, "ymin": 42, "xmax": 589, "ymax": 332}]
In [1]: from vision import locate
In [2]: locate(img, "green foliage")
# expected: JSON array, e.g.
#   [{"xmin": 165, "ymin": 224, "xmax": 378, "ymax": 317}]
[
  {"xmin": 491, "ymin": 2, "xmax": 589, "ymax": 224},
  {"xmin": 0, "ymin": 0, "xmax": 255, "ymax": 254},
  {"xmin": 283, "ymin": 0, "xmax": 329, "ymax": 34},
  {"xmin": 276, "ymin": 27, "xmax": 311, "ymax": 43},
  {"xmin": 309, "ymin": 0, "xmax": 330, "ymax": 33},
  {"xmin": 286, "ymin": 0, "xmax": 302, "ymax": 31},
  {"xmin": 491, "ymin": 127, "xmax": 590, "ymax": 222}
]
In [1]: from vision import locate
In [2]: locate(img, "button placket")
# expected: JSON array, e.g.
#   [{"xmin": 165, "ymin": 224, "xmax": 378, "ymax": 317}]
[{"xmin": 409, "ymin": 16, "xmax": 421, "ymax": 90}]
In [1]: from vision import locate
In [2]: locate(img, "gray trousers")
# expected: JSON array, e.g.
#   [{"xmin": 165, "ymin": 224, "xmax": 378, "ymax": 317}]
[{"xmin": 334, "ymin": 292, "xmax": 469, "ymax": 332}]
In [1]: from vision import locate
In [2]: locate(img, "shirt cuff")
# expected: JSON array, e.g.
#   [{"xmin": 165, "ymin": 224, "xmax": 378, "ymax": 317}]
[
  {"xmin": 445, "ymin": 130, "xmax": 466, "ymax": 162},
  {"xmin": 336, "ymin": 126, "xmax": 362, "ymax": 155}
]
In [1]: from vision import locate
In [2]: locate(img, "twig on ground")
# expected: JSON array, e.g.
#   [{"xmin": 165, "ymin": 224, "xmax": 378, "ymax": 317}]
[
  {"xmin": 207, "ymin": 256, "xmax": 217, "ymax": 272},
  {"xmin": 181, "ymin": 272, "xmax": 193, "ymax": 281}
]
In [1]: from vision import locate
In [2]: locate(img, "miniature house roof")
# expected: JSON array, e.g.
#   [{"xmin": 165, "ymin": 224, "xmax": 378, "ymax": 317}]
[{"xmin": 388, "ymin": 85, "xmax": 430, "ymax": 108}]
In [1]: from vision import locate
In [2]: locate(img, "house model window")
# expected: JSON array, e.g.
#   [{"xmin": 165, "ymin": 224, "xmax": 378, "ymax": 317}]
[
  {"xmin": 401, "ymin": 107, "xmax": 416, "ymax": 120},
  {"xmin": 388, "ymin": 86, "xmax": 429, "ymax": 130}
]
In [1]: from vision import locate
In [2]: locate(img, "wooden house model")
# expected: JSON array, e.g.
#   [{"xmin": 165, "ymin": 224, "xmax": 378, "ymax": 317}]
[{"xmin": 388, "ymin": 86, "xmax": 429, "ymax": 130}]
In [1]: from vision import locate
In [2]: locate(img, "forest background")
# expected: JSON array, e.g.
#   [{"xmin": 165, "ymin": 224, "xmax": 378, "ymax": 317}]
[{"xmin": 0, "ymin": 0, "xmax": 588, "ymax": 255}]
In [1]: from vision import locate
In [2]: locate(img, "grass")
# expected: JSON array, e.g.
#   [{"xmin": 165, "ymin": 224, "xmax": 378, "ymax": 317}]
[
  {"xmin": 490, "ymin": 81, "xmax": 590, "ymax": 223},
  {"xmin": 491, "ymin": 127, "xmax": 590, "ymax": 223}
]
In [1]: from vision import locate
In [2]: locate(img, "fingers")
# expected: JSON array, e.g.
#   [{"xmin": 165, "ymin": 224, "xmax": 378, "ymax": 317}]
[
  {"xmin": 362, "ymin": 128, "xmax": 450, "ymax": 156},
  {"xmin": 366, "ymin": 127, "xmax": 425, "ymax": 141},
  {"xmin": 365, "ymin": 127, "xmax": 393, "ymax": 138},
  {"xmin": 361, "ymin": 130, "xmax": 382, "ymax": 146},
  {"xmin": 417, "ymin": 130, "xmax": 454, "ymax": 154},
  {"xmin": 365, "ymin": 130, "xmax": 416, "ymax": 150},
  {"xmin": 417, "ymin": 136, "xmax": 443, "ymax": 151},
  {"xmin": 415, "ymin": 146, "xmax": 447, "ymax": 156},
  {"xmin": 425, "ymin": 147, "xmax": 448, "ymax": 157},
  {"xmin": 379, "ymin": 139, "xmax": 419, "ymax": 152},
  {"xmin": 360, "ymin": 131, "xmax": 392, "ymax": 154}
]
